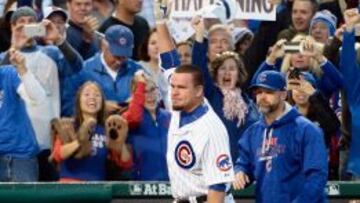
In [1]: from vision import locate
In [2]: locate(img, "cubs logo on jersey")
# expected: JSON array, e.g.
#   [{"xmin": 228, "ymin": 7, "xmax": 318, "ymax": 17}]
[
  {"xmin": 216, "ymin": 154, "xmax": 232, "ymax": 172},
  {"xmin": 174, "ymin": 140, "xmax": 196, "ymax": 169}
]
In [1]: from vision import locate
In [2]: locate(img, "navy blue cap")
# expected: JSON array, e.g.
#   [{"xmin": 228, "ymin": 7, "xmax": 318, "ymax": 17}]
[
  {"xmin": 301, "ymin": 71, "xmax": 317, "ymax": 88},
  {"xmin": 105, "ymin": 25, "xmax": 134, "ymax": 57},
  {"xmin": 250, "ymin": 70, "xmax": 286, "ymax": 91}
]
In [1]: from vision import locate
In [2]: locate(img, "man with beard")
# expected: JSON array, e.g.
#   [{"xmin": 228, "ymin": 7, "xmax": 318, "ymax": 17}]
[
  {"xmin": 167, "ymin": 65, "xmax": 235, "ymax": 203},
  {"xmin": 233, "ymin": 70, "xmax": 328, "ymax": 203}
]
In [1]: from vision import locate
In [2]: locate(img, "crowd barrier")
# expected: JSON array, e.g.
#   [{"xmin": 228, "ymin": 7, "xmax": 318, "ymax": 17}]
[{"xmin": 0, "ymin": 181, "xmax": 359, "ymax": 203}]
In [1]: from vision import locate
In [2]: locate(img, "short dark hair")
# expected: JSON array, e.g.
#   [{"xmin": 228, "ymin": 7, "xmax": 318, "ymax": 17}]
[
  {"xmin": 210, "ymin": 51, "xmax": 248, "ymax": 88},
  {"xmin": 293, "ymin": 0, "xmax": 319, "ymax": 14},
  {"xmin": 174, "ymin": 64, "xmax": 204, "ymax": 87}
]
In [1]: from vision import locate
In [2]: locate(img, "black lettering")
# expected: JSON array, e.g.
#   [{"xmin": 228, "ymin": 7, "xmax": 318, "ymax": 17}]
[
  {"xmin": 237, "ymin": 0, "xmax": 244, "ymax": 12},
  {"xmin": 175, "ymin": 0, "xmax": 179, "ymax": 11},
  {"xmin": 185, "ymin": 0, "xmax": 190, "ymax": 11},
  {"xmin": 193, "ymin": 0, "xmax": 199, "ymax": 10},
  {"xmin": 252, "ymin": 0, "xmax": 261, "ymax": 12},
  {"xmin": 263, "ymin": 0, "xmax": 274, "ymax": 12},
  {"xmin": 246, "ymin": 0, "xmax": 250, "ymax": 12}
]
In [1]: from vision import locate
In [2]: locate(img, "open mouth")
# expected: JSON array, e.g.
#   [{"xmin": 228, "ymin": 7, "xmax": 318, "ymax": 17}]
[
  {"xmin": 87, "ymin": 101, "xmax": 97, "ymax": 109},
  {"xmin": 222, "ymin": 78, "xmax": 232, "ymax": 86}
]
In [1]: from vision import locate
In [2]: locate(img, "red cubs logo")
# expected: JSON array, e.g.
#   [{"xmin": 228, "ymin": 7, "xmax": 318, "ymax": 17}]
[
  {"xmin": 216, "ymin": 154, "xmax": 232, "ymax": 172},
  {"xmin": 175, "ymin": 141, "xmax": 196, "ymax": 169}
]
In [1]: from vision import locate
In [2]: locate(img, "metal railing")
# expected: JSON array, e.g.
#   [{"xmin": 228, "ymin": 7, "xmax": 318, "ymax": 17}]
[{"xmin": 0, "ymin": 181, "xmax": 359, "ymax": 203}]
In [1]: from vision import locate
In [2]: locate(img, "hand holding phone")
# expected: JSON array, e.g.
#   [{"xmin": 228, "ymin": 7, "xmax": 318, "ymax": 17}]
[{"xmin": 23, "ymin": 24, "xmax": 46, "ymax": 38}]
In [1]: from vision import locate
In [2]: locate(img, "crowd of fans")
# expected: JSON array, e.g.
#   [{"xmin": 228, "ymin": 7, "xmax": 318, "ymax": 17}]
[{"xmin": 0, "ymin": 0, "xmax": 359, "ymax": 184}]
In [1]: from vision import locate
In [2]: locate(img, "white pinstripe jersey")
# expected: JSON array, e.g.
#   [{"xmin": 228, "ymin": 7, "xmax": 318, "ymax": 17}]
[{"xmin": 167, "ymin": 103, "xmax": 235, "ymax": 199}]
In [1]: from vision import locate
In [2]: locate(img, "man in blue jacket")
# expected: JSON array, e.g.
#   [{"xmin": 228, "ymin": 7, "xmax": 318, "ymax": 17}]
[
  {"xmin": 233, "ymin": 70, "xmax": 328, "ymax": 203},
  {"xmin": 67, "ymin": 24, "xmax": 142, "ymax": 115}
]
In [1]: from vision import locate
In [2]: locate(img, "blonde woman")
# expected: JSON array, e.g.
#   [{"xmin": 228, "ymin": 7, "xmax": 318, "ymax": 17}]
[{"xmin": 252, "ymin": 34, "xmax": 343, "ymax": 98}]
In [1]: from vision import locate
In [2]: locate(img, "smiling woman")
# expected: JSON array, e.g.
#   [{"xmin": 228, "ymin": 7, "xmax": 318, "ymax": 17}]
[{"xmin": 50, "ymin": 81, "xmax": 140, "ymax": 181}]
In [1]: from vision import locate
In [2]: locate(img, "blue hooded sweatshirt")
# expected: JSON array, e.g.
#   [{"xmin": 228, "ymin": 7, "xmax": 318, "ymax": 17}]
[{"xmin": 235, "ymin": 105, "xmax": 328, "ymax": 203}]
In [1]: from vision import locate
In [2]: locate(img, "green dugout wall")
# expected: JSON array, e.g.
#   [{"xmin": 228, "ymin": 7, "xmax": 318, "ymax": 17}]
[{"xmin": 0, "ymin": 181, "xmax": 359, "ymax": 203}]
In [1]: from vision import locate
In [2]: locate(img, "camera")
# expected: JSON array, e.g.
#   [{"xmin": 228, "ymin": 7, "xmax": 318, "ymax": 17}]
[
  {"xmin": 283, "ymin": 42, "xmax": 301, "ymax": 53},
  {"xmin": 288, "ymin": 68, "xmax": 302, "ymax": 80},
  {"xmin": 23, "ymin": 24, "xmax": 46, "ymax": 38}
]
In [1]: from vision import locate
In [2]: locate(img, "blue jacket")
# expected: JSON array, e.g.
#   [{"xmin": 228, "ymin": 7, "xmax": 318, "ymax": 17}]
[
  {"xmin": 252, "ymin": 58, "xmax": 343, "ymax": 98},
  {"xmin": 0, "ymin": 67, "xmax": 39, "ymax": 158},
  {"xmin": 235, "ymin": 107, "xmax": 328, "ymax": 203},
  {"xmin": 340, "ymin": 31, "xmax": 360, "ymax": 175},
  {"xmin": 40, "ymin": 45, "xmax": 83, "ymax": 116},
  {"xmin": 66, "ymin": 53, "xmax": 142, "ymax": 115},
  {"xmin": 128, "ymin": 108, "xmax": 170, "ymax": 181},
  {"xmin": 191, "ymin": 41, "xmax": 260, "ymax": 162}
]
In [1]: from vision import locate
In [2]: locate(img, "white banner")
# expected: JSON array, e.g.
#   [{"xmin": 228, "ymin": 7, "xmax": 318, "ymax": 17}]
[{"xmin": 171, "ymin": 0, "xmax": 277, "ymax": 21}]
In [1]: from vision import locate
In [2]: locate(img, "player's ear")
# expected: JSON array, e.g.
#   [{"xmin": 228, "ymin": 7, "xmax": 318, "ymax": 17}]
[{"xmin": 195, "ymin": 85, "xmax": 204, "ymax": 98}]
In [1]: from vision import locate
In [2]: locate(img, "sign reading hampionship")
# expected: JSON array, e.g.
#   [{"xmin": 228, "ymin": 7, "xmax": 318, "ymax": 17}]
[{"xmin": 172, "ymin": 0, "xmax": 277, "ymax": 21}]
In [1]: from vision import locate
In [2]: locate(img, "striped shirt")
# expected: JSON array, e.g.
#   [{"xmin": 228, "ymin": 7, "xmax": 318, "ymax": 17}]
[{"xmin": 167, "ymin": 102, "xmax": 234, "ymax": 199}]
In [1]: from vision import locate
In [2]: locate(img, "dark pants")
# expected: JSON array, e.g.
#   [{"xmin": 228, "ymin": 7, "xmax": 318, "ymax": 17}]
[{"xmin": 37, "ymin": 150, "xmax": 59, "ymax": 181}]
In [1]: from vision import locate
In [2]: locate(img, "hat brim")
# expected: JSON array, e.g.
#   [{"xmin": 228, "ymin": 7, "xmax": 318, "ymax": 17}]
[
  {"xmin": 109, "ymin": 45, "xmax": 132, "ymax": 58},
  {"xmin": 46, "ymin": 10, "xmax": 68, "ymax": 21},
  {"xmin": 249, "ymin": 84, "xmax": 283, "ymax": 92}
]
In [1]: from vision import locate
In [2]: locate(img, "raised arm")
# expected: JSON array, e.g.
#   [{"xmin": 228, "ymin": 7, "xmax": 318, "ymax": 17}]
[
  {"xmin": 340, "ymin": 9, "xmax": 360, "ymax": 102},
  {"xmin": 155, "ymin": 0, "xmax": 181, "ymax": 70},
  {"xmin": 10, "ymin": 49, "xmax": 46, "ymax": 103}
]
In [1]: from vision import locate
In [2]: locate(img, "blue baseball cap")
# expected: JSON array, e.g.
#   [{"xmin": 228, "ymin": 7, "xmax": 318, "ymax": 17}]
[
  {"xmin": 105, "ymin": 25, "xmax": 134, "ymax": 57},
  {"xmin": 301, "ymin": 71, "xmax": 317, "ymax": 88},
  {"xmin": 250, "ymin": 70, "xmax": 286, "ymax": 91}
]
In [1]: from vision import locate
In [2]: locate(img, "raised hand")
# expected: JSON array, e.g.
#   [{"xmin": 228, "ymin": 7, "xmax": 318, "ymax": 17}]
[
  {"xmin": 344, "ymin": 8, "xmax": 360, "ymax": 32},
  {"xmin": 9, "ymin": 48, "xmax": 27, "ymax": 75},
  {"xmin": 154, "ymin": 0, "xmax": 171, "ymax": 23},
  {"xmin": 74, "ymin": 117, "xmax": 97, "ymax": 159},
  {"xmin": 82, "ymin": 16, "xmax": 99, "ymax": 42},
  {"xmin": 266, "ymin": 39, "xmax": 286, "ymax": 64},
  {"xmin": 191, "ymin": 15, "xmax": 206, "ymax": 42},
  {"xmin": 42, "ymin": 19, "xmax": 63, "ymax": 45}
]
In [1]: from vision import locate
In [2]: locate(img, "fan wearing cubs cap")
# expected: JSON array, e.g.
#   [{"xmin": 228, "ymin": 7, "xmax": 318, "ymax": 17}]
[
  {"xmin": 233, "ymin": 70, "xmax": 328, "ymax": 202},
  {"xmin": 65, "ymin": 24, "xmax": 145, "ymax": 116}
]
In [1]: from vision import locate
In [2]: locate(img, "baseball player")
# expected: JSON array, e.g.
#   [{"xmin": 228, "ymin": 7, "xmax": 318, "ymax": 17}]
[
  {"xmin": 153, "ymin": 1, "xmax": 234, "ymax": 202},
  {"xmin": 167, "ymin": 65, "xmax": 235, "ymax": 203}
]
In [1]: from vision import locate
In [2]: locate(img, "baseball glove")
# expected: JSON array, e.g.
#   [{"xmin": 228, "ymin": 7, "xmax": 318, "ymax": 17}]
[{"xmin": 49, "ymin": 117, "xmax": 77, "ymax": 162}]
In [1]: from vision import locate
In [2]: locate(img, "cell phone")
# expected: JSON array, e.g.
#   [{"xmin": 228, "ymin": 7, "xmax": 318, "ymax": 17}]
[
  {"xmin": 23, "ymin": 24, "xmax": 46, "ymax": 38},
  {"xmin": 288, "ymin": 68, "xmax": 302, "ymax": 80},
  {"xmin": 283, "ymin": 42, "xmax": 301, "ymax": 53}
]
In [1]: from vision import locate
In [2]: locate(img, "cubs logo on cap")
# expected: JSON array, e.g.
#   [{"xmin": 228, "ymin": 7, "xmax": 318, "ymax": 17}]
[
  {"xmin": 118, "ymin": 37, "xmax": 127, "ymax": 46},
  {"xmin": 175, "ymin": 140, "xmax": 196, "ymax": 169},
  {"xmin": 216, "ymin": 154, "xmax": 232, "ymax": 172},
  {"xmin": 249, "ymin": 70, "xmax": 286, "ymax": 91},
  {"xmin": 105, "ymin": 25, "xmax": 134, "ymax": 57},
  {"xmin": 258, "ymin": 73, "xmax": 267, "ymax": 82}
]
